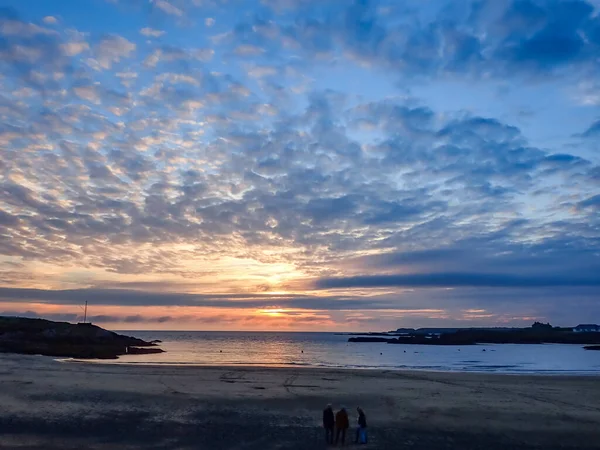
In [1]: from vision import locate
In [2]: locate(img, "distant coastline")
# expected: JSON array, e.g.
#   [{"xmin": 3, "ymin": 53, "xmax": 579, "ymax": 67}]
[{"xmin": 348, "ymin": 322, "xmax": 600, "ymax": 346}]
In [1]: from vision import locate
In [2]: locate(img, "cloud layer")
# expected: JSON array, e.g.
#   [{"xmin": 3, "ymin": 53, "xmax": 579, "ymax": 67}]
[{"xmin": 0, "ymin": 0, "xmax": 599, "ymax": 330}]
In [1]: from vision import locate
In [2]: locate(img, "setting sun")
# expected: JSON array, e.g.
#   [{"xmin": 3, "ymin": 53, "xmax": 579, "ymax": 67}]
[{"xmin": 258, "ymin": 308, "xmax": 287, "ymax": 317}]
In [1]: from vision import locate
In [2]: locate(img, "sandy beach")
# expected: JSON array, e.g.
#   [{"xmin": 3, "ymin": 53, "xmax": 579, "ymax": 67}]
[{"xmin": 1, "ymin": 354, "xmax": 600, "ymax": 449}]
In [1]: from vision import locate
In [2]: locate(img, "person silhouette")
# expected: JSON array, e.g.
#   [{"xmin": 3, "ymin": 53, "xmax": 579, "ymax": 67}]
[
  {"xmin": 322, "ymin": 404, "xmax": 335, "ymax": 444},
  {"xmin": 335, "ymin": 407, "xmax": 349, "ymax": 445},
  {"xmin": 355, "ymin": 407, "xmax": 367, "ymax": 444}
]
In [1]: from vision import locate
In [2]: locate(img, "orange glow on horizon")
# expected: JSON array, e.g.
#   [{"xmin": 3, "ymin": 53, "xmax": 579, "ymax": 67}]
[{"xmin": 257, "ymin": 308, "xmax": 288, "ymax": 317}]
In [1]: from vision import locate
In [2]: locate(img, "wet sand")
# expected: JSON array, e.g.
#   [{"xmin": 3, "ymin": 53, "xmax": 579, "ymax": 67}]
[{"xmin": 1, "ymin": 354, "xmax": 599, "ymax": 449}]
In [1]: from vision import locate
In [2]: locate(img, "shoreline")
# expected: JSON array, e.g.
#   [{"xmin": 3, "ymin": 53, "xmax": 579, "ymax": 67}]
[{"xmin": 63, "ymin": 359, "xmax": 600, "ymax": 377}]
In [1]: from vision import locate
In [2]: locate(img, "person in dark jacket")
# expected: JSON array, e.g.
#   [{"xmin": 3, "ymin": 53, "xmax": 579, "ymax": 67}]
[
  {"xmin": 355, "ymin": 407, "xmax": 367, "ymax": 444},
  {"xmin": 323, "ymin": 404, "xmax": 335, "ymax": 444},
  {"xmin": 335, "ymin": 407, "xmax": 349, "ymax": 445}
]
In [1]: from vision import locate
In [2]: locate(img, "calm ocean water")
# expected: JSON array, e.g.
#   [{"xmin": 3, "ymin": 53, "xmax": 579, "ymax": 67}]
[{"xmin": 108, "ymin": 331, "xmax": 600, "ymax": 375}]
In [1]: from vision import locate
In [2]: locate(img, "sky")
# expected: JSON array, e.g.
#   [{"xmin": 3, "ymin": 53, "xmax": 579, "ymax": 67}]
[{"xmin": 0, "ymin": 0, "xmax": 599, "ymax": 331}]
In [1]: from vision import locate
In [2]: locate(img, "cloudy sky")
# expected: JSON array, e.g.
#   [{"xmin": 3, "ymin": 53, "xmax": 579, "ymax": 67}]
[{"xmin": 0, "ymin": 0, "xmax": 599, "ymax": 331}]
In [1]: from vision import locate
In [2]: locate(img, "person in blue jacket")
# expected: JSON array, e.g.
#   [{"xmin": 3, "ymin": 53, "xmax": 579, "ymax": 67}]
[{"xmin": 355, "ymin": 407, "xmax": 367, "ymax": 444}]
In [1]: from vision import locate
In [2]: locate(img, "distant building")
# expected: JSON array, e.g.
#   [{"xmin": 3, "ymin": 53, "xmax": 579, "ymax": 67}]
[{"xmin": 573, "ymin": 324, "xmax": 600, "ymax": 333}]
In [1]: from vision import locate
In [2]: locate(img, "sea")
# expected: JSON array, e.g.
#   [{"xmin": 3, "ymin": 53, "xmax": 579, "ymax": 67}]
[{"xmin": 105, "ymin": 331, "xmax": 600, "ymax": 375}]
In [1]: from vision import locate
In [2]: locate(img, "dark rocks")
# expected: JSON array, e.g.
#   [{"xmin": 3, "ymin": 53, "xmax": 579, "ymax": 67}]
[
  {"xmin": 0, "ymin": 316, "xmax": 164, "ymax": 359},
  {"xmin": 127, "ymin": 346, "xmax": 164, "ymax": 355},
  {"xmin": 349, "ymin": 327, "xmax": 600, "ymax": 346},
  {"xmin": 348, "ymin": 337, "xmax": 397, "ymax": 343}
]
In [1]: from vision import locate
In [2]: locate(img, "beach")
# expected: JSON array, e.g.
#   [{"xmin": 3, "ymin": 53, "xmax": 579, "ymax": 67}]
[{"xmin": 1, "ymin": 354, "xmax": 600, "ymax": 449}]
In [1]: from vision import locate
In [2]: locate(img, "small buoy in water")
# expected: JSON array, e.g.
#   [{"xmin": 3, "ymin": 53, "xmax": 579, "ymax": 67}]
[
  {"xmin": 403, "ymin": 350, "xmax": 406, "ymax": 353},
  {"xmin": 380, "ymin": 352, "xmax": 382, "ymax": 355},
  {"xmin": 482, "ymin": 349, "xmax": 486, "ymax": 352},
  {"xmin": 301, "ymin": 350, "xmax": 304, "ymax": 353},
  {"xmin": 220, "ymin": 350, "xmax": 223, "ymax": 353}
]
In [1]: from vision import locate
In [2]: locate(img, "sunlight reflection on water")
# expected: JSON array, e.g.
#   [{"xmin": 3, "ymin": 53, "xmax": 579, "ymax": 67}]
[{"xmin": 102, "ymin": 331, "xmax": 600, "ymax": 374}]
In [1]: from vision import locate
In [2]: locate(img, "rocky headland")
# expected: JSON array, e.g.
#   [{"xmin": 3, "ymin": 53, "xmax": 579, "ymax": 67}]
[{"xmin": 0, "ymin": 316, "xmax": 164, "ymax": 359}]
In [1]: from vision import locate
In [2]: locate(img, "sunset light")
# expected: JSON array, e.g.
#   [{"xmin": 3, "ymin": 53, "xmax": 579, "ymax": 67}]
[
  {"xmin": 258, "ymin": 308, "xmax": 288, "ymax": 317},
  {"xmin": 2, "ymin": 1, "xmax": 600, "ymax": 448},
  {"xmin": 0, "ymin": 0, "xmax": 598, "ymax": 332}
]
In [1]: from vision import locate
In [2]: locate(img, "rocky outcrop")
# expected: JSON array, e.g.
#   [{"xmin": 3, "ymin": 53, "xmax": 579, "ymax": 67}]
[
  {"xmin": 349, "ymin": 327, "xmax": 600, "ymax": 346},
  {"xmin": 348, "ymin": 337, "xmax": 398, "ymax": 343},
  {"xmin": 0, "ymin": 316, "xmax": 164, "ymax": 359}
]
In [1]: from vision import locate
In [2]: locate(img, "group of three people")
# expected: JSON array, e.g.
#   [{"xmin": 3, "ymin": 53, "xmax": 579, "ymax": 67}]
[{"xmin": 322, "ymin": 405, "xmax": 367, "ymax": 446}]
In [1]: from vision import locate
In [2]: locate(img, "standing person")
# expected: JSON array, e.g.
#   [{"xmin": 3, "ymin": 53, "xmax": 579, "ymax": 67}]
[
  {"xmin": 355, "ymin": 407, "xmax": 368, "ymax": 444},
  {"xmin": 323, "ymin": 404, "xmax": 335, "ymax": 445},
  {"xmin": 335, "ymin": 407, "xmax": 349, "ymax": 445}
]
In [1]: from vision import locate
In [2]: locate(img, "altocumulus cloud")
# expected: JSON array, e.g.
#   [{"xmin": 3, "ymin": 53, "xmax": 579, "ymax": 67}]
[{"xmin": 0, "ymin": 0, "xmax": 599, "ymax": 328}]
